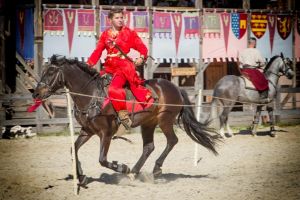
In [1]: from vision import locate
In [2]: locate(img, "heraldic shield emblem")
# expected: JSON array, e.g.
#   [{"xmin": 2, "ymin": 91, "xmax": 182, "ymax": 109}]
[
  {"xmin": 251, "ymin": 13, "xmax": 267, "ymax": 39},
  {"xmin": 277, "ymin": 15, "xmax": 292, "ymax": 40}
]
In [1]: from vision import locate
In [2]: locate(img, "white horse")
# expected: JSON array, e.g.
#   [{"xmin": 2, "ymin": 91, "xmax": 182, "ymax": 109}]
[{"xmin": 207, "ymin": 54, "xmax": 294, "ymax": 138}]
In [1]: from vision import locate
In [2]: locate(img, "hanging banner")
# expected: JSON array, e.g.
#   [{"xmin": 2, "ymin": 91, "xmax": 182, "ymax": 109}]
[
  {"xmin": 183, "ymin": 12, "xmax": 199, "ymax": 38},
  {"xmin": 152, "ymin": 11, "xmax": 199, "ymax": 63},
  {"xmin": 77, "ymin": 9, "xmax": 95, "ymax": 36},
  {"xmin": 171, "ymin": 13, "xmax": 182, "ymax": 55},
  {"xmin": 297, "ymin": 13, "xmax": 300, "ymax": 35},
  {"xmin": 203, "ymin": 13, "xmax": 247, "ymax": 62},
  {"xmin": 231, "ymin": 13, "xmax": 247, "ymax": 39},
  {"xmin": 251, "ymin": 13, "xmax": 267, "ymax": 39},
  {"xmin": 295, "ymin": 15, "xmax": 300, "ymax": 60},
  {"xmin": 16, "ymin": 7, "xmax": 34, "ymax": 61},
  {"xmin": 277, "ymin": 15, "xmax": 292, "ymax": 40},
  {"xmin": 221, "ymin": 13, "xmax": 230, "ymax": 53},
  {"xmin": 203, "ymin": 13, "xmax": 220, "ymax": 37},
  {"xmin": 153, "ymin": 12, "xmax": 172, "ymax": 38},
  {"xmin": 17, "ymin": 8, "xmax": 25, "ymax": 50},
  {"xmin": 123, "ymin": 11, "xmax": 131, "ymax": 27},
  {"xmin": 44, "ymin": 9, "xmax": 64, "ymax": 34},
  {"xmin": 64, "ymin": 9, "xmax": 76, "ymax": 54},
  {"xmin": 132, "ymin": 11, "xmax": 148, "ymax": 37},
  {"xmin": 100, "ymin": 10, "xmax": 109, "ymax": 33},
  {"xmin": 267, "ymin": 14, "xmax": 276, "ymax": 53}
]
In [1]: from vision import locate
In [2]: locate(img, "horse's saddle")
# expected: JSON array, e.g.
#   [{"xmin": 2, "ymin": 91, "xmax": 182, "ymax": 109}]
[
  {"xmin": 240, "ymin": 76, "xmax": 256, "ymax": 91},
  {"xmin": 100, "ymin": 73, "xmax": 158, "ymax": 113}
]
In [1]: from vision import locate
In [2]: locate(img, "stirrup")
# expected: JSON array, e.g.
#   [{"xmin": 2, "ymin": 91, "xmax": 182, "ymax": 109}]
[
  {"xmin": 120, "ymin": 118, "xmax": 132, "ymax": 130},
  {"xmin": 118, "ymin": 110, "xmax": 132, "ymax": 130}
]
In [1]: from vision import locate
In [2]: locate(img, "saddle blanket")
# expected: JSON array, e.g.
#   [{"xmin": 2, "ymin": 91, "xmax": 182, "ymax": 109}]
[
  {"xmin": 241, "ymin": 68, "xmax": 269, "ymax": 91},
  {"xmin": 101, "ymin": 83, "xmax": 156, "ymax": 113}
]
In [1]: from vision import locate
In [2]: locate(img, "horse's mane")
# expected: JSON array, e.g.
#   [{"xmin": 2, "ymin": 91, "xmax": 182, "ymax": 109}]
[
  {"xmin": 264, "ymin": 55, "xmax": 280, "ymax": 72},
  {"xmin": 50, "ymin": 54, "xmax": 99, "ymax": 77}
]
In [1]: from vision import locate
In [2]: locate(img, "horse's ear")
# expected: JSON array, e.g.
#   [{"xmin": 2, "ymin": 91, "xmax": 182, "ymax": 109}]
[{"xmin": 50, "ymin": 54, "xmax": 57, "ymax": 63}]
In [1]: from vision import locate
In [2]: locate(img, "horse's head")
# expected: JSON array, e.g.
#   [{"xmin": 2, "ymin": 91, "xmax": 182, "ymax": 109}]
[
  {"xmin": 279, "ymin": 54, "xmax": 295, "ymax": 79},
  {"xmin": 33, "ymin": 55, "xmax": 65, "ymax": 99}
]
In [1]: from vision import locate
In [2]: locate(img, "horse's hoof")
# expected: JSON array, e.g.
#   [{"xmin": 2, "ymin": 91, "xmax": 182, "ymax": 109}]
[
  {"xmin": 218, "ymin": 134, "xmax": 226, "ymax": 139},
  {"xmin": 270, "ymin": 132, "xmax": 276, "ymax": 137},
  {"xmin": 78, "ymin": 175, "xmax": 88, "ymax": 189},
  {"xmin": 153, "ymin": 168, "xmax": 162, "ymax": 178},
  {"xmin": 127, "ymin": 173, "xmax": 136, "ymax": 181},
  {"xmin": 120, "ymin": 164, "xmax": 131, "ymax": 174}
]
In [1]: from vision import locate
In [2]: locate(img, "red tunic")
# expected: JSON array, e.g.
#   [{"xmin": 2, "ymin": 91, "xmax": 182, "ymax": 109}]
[{"xmin": 87, "ymin": 27, "xmax": 151, "ymax": 111}]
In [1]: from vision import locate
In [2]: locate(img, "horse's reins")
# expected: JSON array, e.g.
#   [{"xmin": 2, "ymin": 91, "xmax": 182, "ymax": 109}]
[
  {"xmin": 111, "ymin": 41, "xmax": 155, "ymax": 65},
  {"xmin": 265, "ymin": 55, "xmax": 292, "ymax": 97},
  {"xmin": 38, "ymin": 64, "xmax": 65, "ymax": 95}
]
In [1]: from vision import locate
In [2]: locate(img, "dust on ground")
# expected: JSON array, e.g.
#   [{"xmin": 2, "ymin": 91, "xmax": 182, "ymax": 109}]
[{"xmin": 0, "ymin": 126, "xmax": 300, "ymax": 200}]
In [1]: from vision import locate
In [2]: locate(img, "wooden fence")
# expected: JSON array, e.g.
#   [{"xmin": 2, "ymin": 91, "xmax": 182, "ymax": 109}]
[{"xmin": 1, "ymin": 87, "xmax": 299, "ymax": 133}]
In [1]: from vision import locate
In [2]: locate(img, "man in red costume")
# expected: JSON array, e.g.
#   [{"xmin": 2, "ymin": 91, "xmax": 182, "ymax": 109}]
[
  {"xmin": 239, "ymin": 37, "xmax": 269, "ymax": 101},
  {"xmin": 87, "ymin": 9, "xmax": 152, "ymax": 129}
]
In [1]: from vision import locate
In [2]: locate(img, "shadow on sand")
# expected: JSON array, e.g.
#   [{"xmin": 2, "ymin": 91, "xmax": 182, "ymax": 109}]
[
  {"xmin": 238, "ymin": 128, "xmax": 287, "ymax": 137},
  {"xmin": 60, "ymin": 172, "xmax": 216, "ymax": 187}
]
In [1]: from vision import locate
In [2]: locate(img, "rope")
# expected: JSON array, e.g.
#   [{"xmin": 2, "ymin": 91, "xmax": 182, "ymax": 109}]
[{"xmin": 52, "ymin": 90, "xmax": 270, "ymax": 109}]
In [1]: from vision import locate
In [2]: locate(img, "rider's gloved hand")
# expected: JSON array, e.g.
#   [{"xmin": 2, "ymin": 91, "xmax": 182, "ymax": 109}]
[
  {"xmin": 86, "ymin": 60, "xmax": 94, "ymax": 68},
  {"xmin": 134, "ymin": 56, "xmax": 145, "ymax": 67}
]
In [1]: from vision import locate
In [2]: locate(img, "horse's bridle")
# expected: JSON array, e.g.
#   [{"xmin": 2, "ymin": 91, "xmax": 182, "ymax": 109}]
[
  {"xmin": 37, "ymin": 64, "xmax": 65, "ymax": 96},
  {"xmin": 266, "ymin": 55, "xmax": 292, "ymax": 78},
  {"xmin": 266, "ymin": 55, "xmax": 293, "ymax": 94}
]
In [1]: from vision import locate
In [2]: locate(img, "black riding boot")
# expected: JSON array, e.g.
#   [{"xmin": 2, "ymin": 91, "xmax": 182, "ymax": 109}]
[
  {"xmin": 259, "ymin": 90, "xmax": 269, "ymax": 103},
  {"xmin": 260, "ymin": 90, "xmax": 268, "ymax": 98}
]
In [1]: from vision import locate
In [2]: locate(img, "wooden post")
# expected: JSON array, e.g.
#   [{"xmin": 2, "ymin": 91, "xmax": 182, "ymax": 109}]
[
  {"xmin": 65, "ymin": 88, "xmax": 78, "ymax": 195},
  {"xmin": 290, "ymin": 0, "xmax": 296, "ymax": 109},
  {"xmin": 171, "ymin": 61, "xmax": 179, "ymax": 86},
  {"xmin": 145, "ymin": 0, "xmax": 153, "ymax": 79},
  {"xmin": 34, "ymin": 0, "xmax": 44, "ymax": 133},
  {"xmin": 0, "ymin": 15, "xmax": 5, "ymax": 93},
  {"xmin": 194, "ymin": 89, "xmax": 202, "ymax": 166},
  {"xmin": 194, "ymin": 0, "xmax": 203, "ymax": 166},
  {"xmin": 92, "ymin": 0, "xmax": 100, "ymax": 71}
]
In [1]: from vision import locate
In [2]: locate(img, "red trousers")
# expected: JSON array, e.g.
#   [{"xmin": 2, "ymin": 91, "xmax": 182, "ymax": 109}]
[{"xmin": 108, "ymin": 72, "xmax": 150, "ymax": 111}]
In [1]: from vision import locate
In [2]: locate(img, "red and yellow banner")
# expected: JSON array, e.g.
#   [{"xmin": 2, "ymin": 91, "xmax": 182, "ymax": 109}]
[
  {"xmin": 44, "ymin": 9, "xmax": 64, "ymax": 34},
  {"xmin": 77, "ymin": 9, "xmax": 95, "ymax": 35},
  {"xmin": 277, "ymin": 15, "xmax": 292, "ymax": 40},
  {"xmin": 251, "ymin": 13, "xmax": 267, "ymax": 39},
  {"xmin": 171, "ymin": 13, "xmax": 182, "ymax": 55},
  {"xmin": 64, "ymin": 9, "xmax": 76, "ymax": 53}
]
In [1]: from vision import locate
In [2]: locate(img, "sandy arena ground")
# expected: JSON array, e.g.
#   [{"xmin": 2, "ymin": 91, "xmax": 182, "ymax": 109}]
[{"xmin": 0, "ymin": 125, "xmax": 300, "ymax": 200}]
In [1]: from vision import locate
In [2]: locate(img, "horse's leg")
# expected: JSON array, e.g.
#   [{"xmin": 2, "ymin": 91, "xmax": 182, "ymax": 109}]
[
  {"xmin": 251, "ymin": 106, "xmax": 263, "ymax": 136},
  {"xmin": 98, "ymin": 134, "xmax": 130, "ymax": 174},
  {"xmin": 210, "ymin": 101, "xmax": 223, "ymax": 138},
  {"xmin": 74, "ymin": 129, "xmax": 92, "ymax": 186},
  {"xmin": 129, "ymin": 124, "xmax": 156, "ymax": 177},
  {"xmin": 153, "ymin": 121, "xmax": 178, "ymax": 177},
  {"xmin": 267, "ymin": 106, "xmax": 276, "ymax": 137},
  {"xmin": 220, "ymin": 105, "xmax": 234, "ymax": 137},
  {"xmin": 226, "ymin": 122, "xmax": 234, "ymax": 137}
]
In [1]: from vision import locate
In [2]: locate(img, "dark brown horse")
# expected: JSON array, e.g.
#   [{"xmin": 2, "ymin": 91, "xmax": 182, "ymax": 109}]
[{"xmin": 33, "ymin": 55, "xmax": 219, "ymax": 186}]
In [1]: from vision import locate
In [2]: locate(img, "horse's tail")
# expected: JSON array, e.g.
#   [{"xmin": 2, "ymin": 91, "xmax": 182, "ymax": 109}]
[{"xmin": 178, "ymin": 89, "xmax": 220, "ymax": 155}]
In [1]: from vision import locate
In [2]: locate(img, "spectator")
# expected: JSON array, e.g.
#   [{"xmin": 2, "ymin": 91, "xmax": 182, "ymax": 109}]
[
  {"xmin": 177, "ymin": 0, "xmax": 189, "ymax": 7},
  {"xmin": 157, "ymin": 0, "xmax": 170, "ymax": 7}
]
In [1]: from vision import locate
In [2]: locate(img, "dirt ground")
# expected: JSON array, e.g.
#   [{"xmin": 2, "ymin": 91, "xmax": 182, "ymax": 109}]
[{"xmin": 0, "ymin": 125, "xmax": 300, "ymax": 200}]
